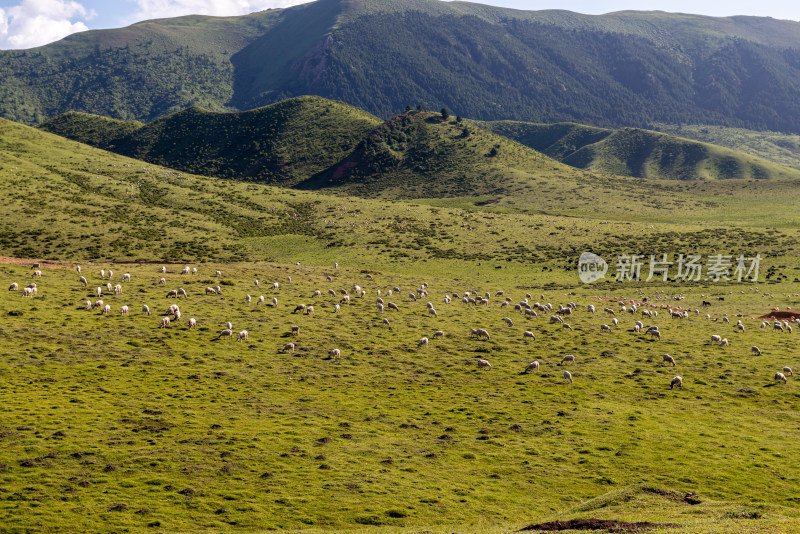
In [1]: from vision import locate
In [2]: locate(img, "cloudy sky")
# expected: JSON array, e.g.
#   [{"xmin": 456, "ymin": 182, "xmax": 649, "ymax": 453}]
[{"xmin": 1, "ymin": 0, "xmax": 799, "ymax": 50}]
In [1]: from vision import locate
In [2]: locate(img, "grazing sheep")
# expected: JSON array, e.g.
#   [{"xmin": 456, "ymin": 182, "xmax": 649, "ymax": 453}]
[
  {"xmin": 100, "ymin": 269, "xmax": 105, "ymax": 278},
  {"xmin": 341, "ymin": 295, "xmax": 350, "ymax": 304},
  {"xmin": 306, "ymin": 306, "xmax": 314, "ymax": 315},
  {"xmin": 563, "ymin": 370, "xmax": 573, "ymax": 383},
  {"xmin": 377, "ymin": 302, "xmax": 384, "ymax": 313},
  {"xmin": 525, "ymin": 361, "xmax": 540, "ymax": 373},
  {"xmin": 523, "ymin": 331, "xmax": 535, "ymax": 341},
  {"xmin": 670, "ymin": 376, "xmax": 683, "ymax": 389},
  {"xmin": 283, "ymin": 343, "xmax": 295, "ymax": 353},
  {"xmin": 236, "ymin": 330, "xmax": 249, "ymax": 342},
  {"xmin": 84, "ymin": 300, "xmax": 92, "ymax": 310},
  {"xmin": 160, "ymin": 316, "xmax": 171, "ymax": 328},
  {"xmin": 188, "ymin": 318, "xmax": 196, "ymax": 329},
  {"xmin": 562, "ymin": 323, "xmax": 573, "ymax": 331},
  {"xmin": 76, "ymin": 265, "xmax": 81, "ymax": 274},
  {"xmin": 549, "ymin": 315, "xmax": 563, "ymax": 324},
  {"xmin": 503, "ymin": 317, "xmax": 513, "ymax": 327},
  {"xmin": 388, "ymin": 302, "xmax": 399, "ymax": 311},
  {"xmin": 257, "ymin": 295, "xmax": 265, "ymax": 305},
  {"xmin": 329, "ymin": 348, "xmax": 341, "ymax": 360},
  {"xmin": 205, "ymin": 287, "xmax": 217, "ymax": 295},
  {"xmin": 601, "ymin": 324, "xmax": 611, "ymax": 332},
  {"xmin": 216, "ymin": 270, "xmax": 222, "ymax": 278},
  {"xmin": 711, "ymin": 334, "xmax": 722, "ymax": 345},
  {"xmin": 121, "ymin": 305, "xmax": 129, "ymax": 316},
  {"xmin": 334, "ymin": 303, "xmax": 341, "ymax": 313},
  {"xmin": 418, "ymin": 337, "xmax": 429, "ymax": 348},
  {"xmin": 31, "ymin": 270, "xmax": 41, "ymax": 278},
  {"xmin": 612, "ymin": 317, "xmax": 618, "ymax": 326},
  {"xmin": 287, "ymin": 277, "xmax": 292, "ymax": 283},
  {"xmin": 173, "ymin": 310, "xmax": 181, "ymax": 322},
  {"xmin": 433, "ymin": 330, "xmax": 444, "ymax": 339},
  {"xmin": 8, "ymin": 282, "xmax": 18, "ymax": 291},
  {"xmin": 561, "ymin": 354, "xmax": 575, "ymax": 365},
  {"xmin": 166, "ymin": 289, "xmax": 179, "ymax": 298},
  {"xmin": 192, "ymin": 267, "xmax": 197, "ymax": 275},
  {"xmin": 587, "ymin": 304, "xmax": 595, "ymax": 313},
  {"xmin": 775, "ymin": 372, "xmax": 787, "ymax": 384},
  {"xmin": 177, "ymin": 288, "xmax": 187, "ymax": 299},
  {"xmin": 96, "ymin": 287, "xmax": 103, "ymax": 298},
  {"xmin": 272, "ymin": 282, "xmax": 279, "ymax": 290},
  {"xmin": 122, "ymin": 273, "xmax": 131, "ymax": 282},
  {"xmin": 107, "ymin": 270, "xmax": 113, "ymax": 279},
  {"xmin": 475, "ymin": 328, "xmax": 491, "ymax": 340},
  {"xmin": 478, "ymin": 359, "xmax": 492, "ymax": 370},
  {"xmin": 428, "ymin": 307, "xmax": 438, "ymax": 318},
  {"xmin": 773, "ymin": 321, "xmax": 784, "ymax": 332},
  {"xmin": 160, "ymin": 266, "xmax": 166, "ymax": 273},
  {"xmin": 314, "ymin": 290, "xmax": 322, "ymax": 298},
  {"xmin": 159, "ymin": 278, "xmax": 166, "ymax": 286},
  {"xmin": 219, "ymin": 329, "xmax": 233, "ymax": 339},
  {"xmin": 751, "ymin": 346, "xmax": 762, "ymax": 356},
  {"xmin": 291, "ymin": 325, "xmax": 300, "ymax": 336},
  {"xmin": 272, "ymin": 297, "xmax": 278, "ymax": 308},
  {"xmin": 782, "ymin": 366, "xmax": 793, "ymax": 377},
  {"xmin": 720, "ymin": 338, "xmax": 729, "ymax": 347},
  {"xmin": 181, "ymin": 266, "xmax": 190, "ymax": 275},
  {"xmin": 142, "ymin": 305, "xmax": 151, "ymax": 316},
  {"xmin": 21, "ymin": 286, "xmax": 35, "ymax": 297},
  {"xmin": 114, "ymin": 284, "xmax": 122, "ymax": 295},
  {"xmin": 293, "ymin": 304, "xmax": 306, "ymax": 313},
  {"xmin": 102, "ymin": 304, "xmax": 111, "ymax": 315},
  {"xmin": 409, "ymin": 293, "xmax": 417, "ymax": 301},
  {"xmin": 106, "ymin": 282, "xmax": 113, "ymax": 292},
  {"xmin": 78, "ymin": 276, "xmax": 87, "ymax": 287},
  {"xmin": 737, "ymin": 322, "xmax": 745, "ymax": 333},
  {"xmin": 214, "ymin": 286, "xmax": 222, "ymax": 295},
  {"xmin": 246, "ymin": 295, "xmax": 252, "ymax": 304},
  {"xmin": 662, "ymin": 354, "xmax": 676, "ymax": 366}
]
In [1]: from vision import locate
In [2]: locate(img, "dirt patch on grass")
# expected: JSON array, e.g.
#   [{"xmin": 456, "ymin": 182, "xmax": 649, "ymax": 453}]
[
  {"xmin": 759, "ymin": 310, "xmax": 800, "ymax": 320},
  {"xmin": 0, "ymin": 256, "xmax": 67, "ymax": 268},
  {"xmin": 520, "ymin": 518, "xmax": 681, "ymax": 532}
]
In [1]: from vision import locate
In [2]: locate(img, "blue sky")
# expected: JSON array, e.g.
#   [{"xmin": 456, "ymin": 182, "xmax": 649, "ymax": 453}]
[{"xmin": 1, "ymin": 0, "xmax": 799, "ymax": 50}]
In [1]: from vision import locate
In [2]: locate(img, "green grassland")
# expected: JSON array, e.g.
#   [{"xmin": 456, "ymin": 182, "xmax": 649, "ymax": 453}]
[
  {"xmin": 476, "ymin": 120, "xmax": 800, "ymax": 181},
  {"xmin": 5, "ymin": 114, "xmax": 800, "ymax": 532}
]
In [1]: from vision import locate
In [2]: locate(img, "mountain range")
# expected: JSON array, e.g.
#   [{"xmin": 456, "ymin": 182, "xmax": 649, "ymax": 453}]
[{"xmin": 2, "ymin": 0, "xmax": 800, "ymax": 135}]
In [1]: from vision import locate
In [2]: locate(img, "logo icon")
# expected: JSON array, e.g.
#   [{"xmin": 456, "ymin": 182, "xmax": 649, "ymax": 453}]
[{"xmin": 578, "ymin": 252, "xmax": 607, "ymax": 283}]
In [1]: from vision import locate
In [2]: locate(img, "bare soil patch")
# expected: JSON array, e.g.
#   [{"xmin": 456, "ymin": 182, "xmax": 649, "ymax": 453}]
[{"xmin": 520, "ymin": 518, "xmax": 681, "ymax": 532}]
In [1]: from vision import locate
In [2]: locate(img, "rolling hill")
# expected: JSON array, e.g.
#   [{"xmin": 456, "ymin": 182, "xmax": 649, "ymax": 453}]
[
  {"xmin": 3, "ymin": 0, "xmax": 800, "ymax": 134},
  {"xmin": 477, "ymin": 121, "xmax": 800, "ymax": 180}
]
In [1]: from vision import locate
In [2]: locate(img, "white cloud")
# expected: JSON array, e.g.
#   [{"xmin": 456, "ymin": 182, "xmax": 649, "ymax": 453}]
[
  {"xmin": 129, "ymin": 0, "xmax": 308, "ymax": 22},
  {"xmin": 0, "ymin": 0, "xmax": 94, "ymax": 49}
]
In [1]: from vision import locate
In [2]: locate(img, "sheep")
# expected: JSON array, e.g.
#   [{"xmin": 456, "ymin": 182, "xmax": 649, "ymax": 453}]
[
  {"xmin": 328, "ymin": 289, "xmax": 336, "ymax": 297},
  {"xmin": 409, "ymin": 293, "xmax": 417, "ymax": 301},
  {"xmin": 166, "ymin": 304, "xmax": 179, "ymax": 316},
  {"xmin": 31, "ymin": 270, "xmax": 42, "ymax": 278},
  {"xmin": 107, "ymin": 270, "xmax": 113, "ymax": 279},
  {"xmin": 219, "ymin": 329, "xmax": 233, "ymax": 339},
  {"xmin": 782, "ymin": 366, "xmax": 793, "ymax": 377},
  {"xmin": 388, "ymin": 302, "xmax": 399, "ymax": 311},
  {"xmin": 236, "ymin": 330, "xmax": 249, "ymax": 342},
  {"xmin": 122, "ymin": 273, "xmax": 131, "ymax": 283},
  {"xmin": 215, "ymin": 286, "xmax": 222, "ymax": 295},
  {"xmin": 216, "ymin": 270, "xmax": 222, "ymax": 278},
  {"xmin": 563, "ymin": 370, "xmax": 573, "ymax": 383},
  {"xmin": 711, "ymin": 334, "xmax": 722, "ymax": 345},
  {"xmin": 418, "ymin": 337, "xmax": 429, "ymax": 348},
  {"xmin": 291, "ymin": 325, "xmax": 300, "ymax": 336},
  {"xmin": 314, "ymin": 290, "xmax": 322, "ymax": 298},
  {"xmin": 106, "ymin": 282, "xmax": 113, "ymax": 292},
  {"xmin": 166, "ymin": 289, "xmax": 179, "ymax": 298},
  {"xmin": 341, "ymin": 295, "xmax": 350, "ymax": 304},
  {"xmin": 612, "ymin": 317, "xmax": 618, "ymax": 326},
  {"xmin": 8, "ymin": 282, "xmax": 18, "ymax": 291},
  {"xmin": 114, "ymin": 284, "xmax": 122, "ymax": 295},
  {"xmin": 475, "ymin": 328, "xmax": 490, "ymax": 340},
  {"xmin": 121, "ymin": 305, "xmax": 129, "ymax": 316},
  {"xmin": 773, "ymin": 321, "xmax": 784, "ymax": 332},
  {"xmin": 272, "ymin": 297, "xmax": 278, "ymax": 307},
  {"xmin": 561, "ymin": 354, "xmax": 575, "ymax": 365},
  {"xmin": 523, "ymin": 331, "xmax": 535, "ymax": 341},
  {"xmin": 192, "ymin": 267, "xmax": 197, "ymax": 275},
  {"xmin": 428, "ymin": 307, "xmax": 438, "ymax": 318},
  {"xmin": 737, "ymin": 322, "xmax": 745, "ymax": 333},
  {"xmin": 142, "ymin": 304, "xmax": 151, "ymax": 316},
  {"xmin": 102, "ymin": 304, "xmax": 111, "ymax": 315},
  {"xmin": 160, "ymin": 316, "xmax": 171, "ymax": 328},
  {"xmin": 78, "ymin": 276, "xmax": 87, "ymax": 287},
  {"xmin": 306, "ymin": 306, "xmax": 315, "ymax": 315},
  {"xmin": 382, "ymin": 317, "xmax": 390, "ymax": 327},
  {"xmin": 335, "ymin": 304, "xmax": 341, "ymax": 313},
  {"xmin": 160, "ymin": 266, "xmax": 166, "ymax": 273},
  {"xmin": 177, "ymin": 288, "xmax": 188, "ymax": 299},
  {"xmin": 477, "ymin": 359, "xmax": 492, "ymax": 370},
  {"xmin": 670, "ymin": 376, "xmax": 683, "ymax": 389},
  {"xmin": 633, "ymin": 324, "xmax": 641, "ymax": 333},
  {"xmin": 181, "ymin": 266, "xmax": 190, "ymax": 275},
  {"xmin": 76, "ymin": 265, "xmax": 81, "ymax": 274},
  {"xmin": 96, "ymin": 286, "xmax": 103, "ymax": 298},
  {"xmin": 84, "ymin": 300, "xmax": 92, "ymax": 310},
  {"xmin": 93, "ymin": 300, "xmax": 103, "ymax": 309},
  {"xmin": 562, "ymin": 323, "xmax": 573, "ymax": 331},
  {"xmin": 662, "ymin": 354, "xmax": 676, "ymax": 366},
  {"xmin": 751, "ymin": 346, "xmax": 762, "ymax": 356},
  {"xmin": 188, "ymin": 318, "xmax": 197, "ymax": 329},
  {"xmin": 500, "ymin": 301, "xmax": 509, "ymax": 308},
  {"xmin": 503, "ymin": 317, "xmax": 513, "ymax": 327},
  {"xmin": 587, "ymin": 304, "xmax": 595, "ymax": 313},
  {"xmin": 159, "ymin": 278, "xmax": 166, "ymax": 286},
  {"xmin": 549, "ymin": 315, "xmax": 563, "ymax": 324},
  {"xmin": 293, "ymin": 304, "xmax": 307, "ymax": 313},
  {"xmin": 720, "ymin": 338, "xmax": 729, "ymax": 347},
  {"xmin": 600, "ymin": 324, "xmax": 611, "ymax": 332},
  {"xmin": 205, "ymin": 287, "xmax": 217, "ymax": 295},
  {"xmin": 100, "ymin": 269, "xmax": 105, "ymax": 278},
  {"xmin": 272, "ymin": 282, "xmax": 279, "ymax": 290},
  {"xmin": 246, "ymin": 295, "xmax": 252, "ymax": 304},
  {"xmin": 525, "ymin": 361, "xmax": 540, "ymax": 373},
  {"xmin": 283, "ymin": 343, "xmax": 295, "ymax": 353},
  {"xmin": 775, "ymin": 372, "xmax": 787, "ymax": 384},
  {"xmin": 287, "ymin": 276, "xmax": 292, "ymax": 283},
  {"xmin": 257, "ymin": 295, "xmax": 265, "ymax": 305},
  {"xmin": 174, "ymin": 310, "xmax": 181, "ymax": 322},
  {"xmin": 330, "ymin": 348, "xmax": 341, "ymax": 360}
]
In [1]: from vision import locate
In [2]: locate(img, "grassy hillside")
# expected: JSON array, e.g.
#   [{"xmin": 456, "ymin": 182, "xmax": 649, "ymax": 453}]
[
  {"xmin": 6, "ymin": 110, "xmax": 800, "ymax": 532},
  {"xmin": 40, "ymin": 96, "xmax": 382, "ymax": 186},
  {"xmin": 479, "ymin": 121, "xmax": 800, "ymax": 180},
  {"xmin": 3, "ymin": 0, "xmax": 800, "ymax": 134},
  {"xmin": 654, "ymin": 123, "xmax": 800, "ymax": 171}
]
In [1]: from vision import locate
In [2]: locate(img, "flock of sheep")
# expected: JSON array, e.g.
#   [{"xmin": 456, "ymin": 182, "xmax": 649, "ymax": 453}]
[{"xmin": 6, "ymin": 262, "xmax": 796, "ymax": 390}]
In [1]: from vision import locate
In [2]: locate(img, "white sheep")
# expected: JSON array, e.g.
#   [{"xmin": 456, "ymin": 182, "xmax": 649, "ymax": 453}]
[
  {"xmin": 523, "ymin": 331, "xmax": 535, "ymax": 341},
  {"xmin": 382, "ymin": 317, "xmax": 390, "ymax": 327},
  {"xmin": 272, "ymin": 297, "xmax": 278, "ymax": 307},
  {"xmin": 503, "ymin": 317, "xmax": 513, "ymax": 327},
  {"xmin": 30, "ymin": 270, "xmax": 41, "ymax": 278},
  {"xmin": 560, "ymin": 354, "xmax": 575, "ymax": 365},
  {"xmin": 475, "ymin": 328, "xmax": 490, "ymax": 340},
  {"xmin": 205, "ymin": 287, "xmax": 217, "ymax": 295},
  {"xmin": 272, "ymin": 282, "xmax": 279, "ymax": 290},
  {"xmin": 166, "ymin": 289, "xmax": 179, "ymax": 298},
  {"xmin": 670, "ymin": 376, "xmax": 683, "ymax": 389},
  {"xmin": 174, "ymin": 310, "xmax": 181, "ymax": 322},
  {"xmin": 78, "ymin": 276, "xmax": 87, "ymax": 287},
  {"xmin": 216, "ymin": 270, "xmax": 222, "ymax": 278},
  {"xmin": 428, "ymin": 307, "xmax": 438, "ymax": 318},
  {"xmin": 106, "ymin": 282, "xmax": 113, "ymax": 292},
  {"xmin": 341, "ymin": 295, "xmax": 350, "ymax": 304},
  {"xmin": 418, "ymin": 337, "xmax": 429, "ymax": 348},
  {"xmin": 181, "ymin": 266, "xmax": 190, "ymax": 275},
  {"xmin": 283, "ymin": 343, "xmax": 295, "ymax": 353},
  {"xmin": 236, "ymin": 330, "xmax": 248, "ymax": 342},
  {"xmin": 525, "ymin": 361, "xmax": 539, "ymax": 372},
  {"xmin": 93, "ymin": 299, "xmax": 103, "ymax": 309},
  {"xmin": 96, "ymin": 286, "xmax": 102, "ymax": 298},
  {"xmin": 294, "ymin": 304, "xmax": 307, "ymax": 313},
  {"xmin": 563, "ymin": 370, "xmax": 573, "ymax": 383},
  {"xmin": 142, "ymin": 304, "xmax": 151, "ymax": 316},
  {"xmin": 377, "ymin": 302, "xmax": 384, "ymax": 313},
  {"xmin": 751, "ymin": 346, "xmax": 762, "ymax": 356},
  {"xmin": 121, "ymin": 305, "xmax": 129, "ymax": 316},
  {"xmin": 600, "ymin": 324, "xmax": 611, "ymax": 332},
  {"xmin": 114, "ymin": 284, "xmax": 122, "ymax": 295},
  {"xmin": 100, "ymin": 269, "xmax": 105, "ymax": 278},
  {"xmin": 76, "ymin": 265, "xmax": 81, "ymax": 274},
  {"xmin": 720, "ymin": 338, "xmax": 729, "ymax": 347},
  {"xmin": 160, "ymin": 266, "xmax": 166, "ymax": 273},
  {"xmin": 388, "ymin": 302, "xmax": 398, "ymax": 311},
  {"xmin": 477, "ymin": 359, "xmax": 492, "ymax": 370},
  {"xmin": 102, "ymin": 304, "xmax": 111, "ymax": 315},
  {"xmin": 8, "ymin": 282, "xmax": 18, "ymax": 291},
  {"xmin": 160, "ymin": 316, "xmax": 171, "ymax": 328},
  {"xmin": 177, "ymin": 288, "xmax": 187, "ymax": 299},
  {"xmin": 84, "ymin": 300, "xmax": 92, "ymax": 310},
  {"xmin": 662, "ymin": 354, "xmax": 676, "ymax": 366},
  {"xmin": 257, "ymin": 295, "xmax": 265, "ymax": 305},
  {"xmin": 122, "ymin": 273, "xmax": 130, "ymax": 282},
  {"xmin": 782, "ymin": 366, "xmax": 793, "ymax": 377},
  {"xmin": 306, "ymin": 306, "xmax": 314, "ymax": 315},
  {"xmin": 188, "ymin": 318, "xmax": 196, "ymax": 329},
  {"xmin": 612, "ymin": 317, "xmax": 618, "ymax": 326},
  {"xmin": 21, "ymin": 287, "xmax": 34, "ymax": 297},
  {"xmin": 330, "ymin": 348, "xmax": 341, "ymax": 360},
  {"xmin": 291, "ymin": 325, "xmax": 300, "ymax": 336},
  {"xmin": 775, "ymin": 372, "xmax": 787, "ymax": 384},
  {"xmin": 562, "ymin": 323, "xmax": 573, "ymax": 331},
  {"xmin": 246, "ymin": 295, "xmax": 252, "ymax": 304},
  {"xmin": 192, "ymin": 267, "xmax": 197, "ymax": 275},
  {"xmin": 215, "ymin": 286, "xmax": 221, "ymax": 295},
  {"xmin": 711, "ymin": 334, "xmax": 722, "ymax": 345},
  {"xmin": 219, "ymin": 329, "xmax": 233, "ymax": 339},
  {"xmin": 159, "ymin": 278, "xmax": 166, "ymax": 286},
  {"xmin": 433, "ymin": 330, "xmax": 444, "ymax": 339},
  {"xmin": 107, "ymin": 270, "xmax": 113, "ymax": 279},
  {"xmin": 314, "ymin": 290, "xmax": 322, "ymax": 298}
]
